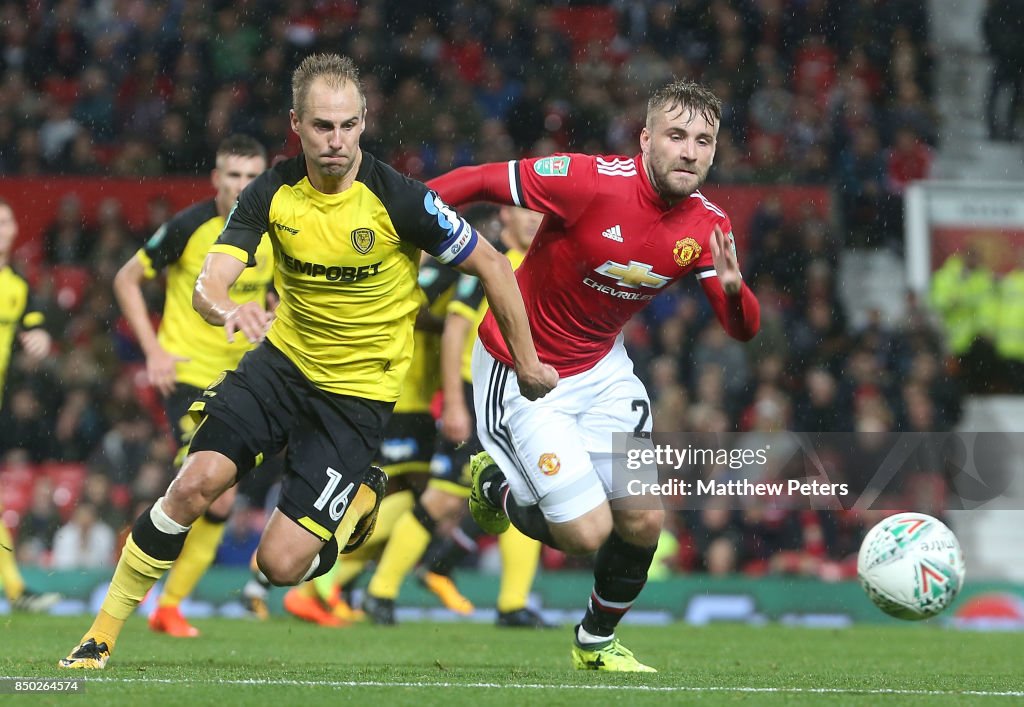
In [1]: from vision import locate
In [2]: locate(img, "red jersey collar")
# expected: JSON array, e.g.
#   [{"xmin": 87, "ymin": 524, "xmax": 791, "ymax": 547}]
[{"xmin": 634, "ymin": 153, "xmax": 678, "ymax": 212}]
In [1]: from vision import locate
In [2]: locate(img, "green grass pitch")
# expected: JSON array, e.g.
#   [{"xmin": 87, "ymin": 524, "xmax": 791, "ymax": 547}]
[{"xmin": 2, "ymin": 615, "xmax": 1022, "ymax": 705}]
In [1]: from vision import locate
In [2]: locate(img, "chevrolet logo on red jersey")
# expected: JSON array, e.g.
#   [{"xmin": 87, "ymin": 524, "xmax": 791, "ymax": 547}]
[{"xmin": 594, "ymin": 260, "xmax": 671, "ymax": 289}]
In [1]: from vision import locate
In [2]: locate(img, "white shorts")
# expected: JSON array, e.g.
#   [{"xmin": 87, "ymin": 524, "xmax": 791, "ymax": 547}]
[{"xmin": 472, "ymin": 336, "xmax": 656, "ymax": 523}]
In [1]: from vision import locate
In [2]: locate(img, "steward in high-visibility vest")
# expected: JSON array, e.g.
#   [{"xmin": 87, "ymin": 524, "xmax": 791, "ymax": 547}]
[
  {"xmin": 997, "ymin": 266, "xmax": 1024, "ymax": 362},
  {"xmin": 930, "ymin": 252, "xmax": 999, "ymax": 355}
]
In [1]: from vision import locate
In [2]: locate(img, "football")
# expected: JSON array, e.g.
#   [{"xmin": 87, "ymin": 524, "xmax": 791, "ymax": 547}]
[{"xmin": 857, "ymin": 512, "xmax": 966, "ymax": 620}]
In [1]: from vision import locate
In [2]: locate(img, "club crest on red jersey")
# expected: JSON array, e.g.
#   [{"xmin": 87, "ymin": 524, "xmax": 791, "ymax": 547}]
[
  {"xmin": 533, "ymin": 156, "xmax": 571, "ymax": 177},
  {"xmin": 673, "ymin": 238, "xmax": 701, "ymax": 267},
  {"xmin": 351, "ymin": 228, "xmax": 375, "ymax": 254},
  {"xmin": 538, "ymin": 453, "xmax": 561, "ymax": 476}
]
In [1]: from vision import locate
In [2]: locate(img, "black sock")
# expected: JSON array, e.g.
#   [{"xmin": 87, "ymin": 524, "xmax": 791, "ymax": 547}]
[
  {"xmin": 481, "ymin": 467, "xmax": 507, "ymax": 507},
  {"xmin": 581, "ymin": 531, "xmax": 658, "ymax": 639},
  {"xmin": 304, "ymin": 534, "xmax": 339, "ymax": 583},
  {"xmin": 504, "ymin": 493, "xmax": 558, "ymax": 548},
  {"xmin": 411, "ymin": 499, "xmax": 438, "ymax": 534},
  {"xmin": 132, "ymin": 503, "xmax": 189, "ymax": 561},
  {"xmin": 482, "ymin": 465, "xmax": 559, "ymax": 548},
  {"xmin": 426, "ymin": 514, "xmax": 482, "ymax": 575}
]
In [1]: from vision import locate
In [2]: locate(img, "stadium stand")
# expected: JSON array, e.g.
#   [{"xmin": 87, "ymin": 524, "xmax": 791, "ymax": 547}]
[{"xmin": 0, "ymin": 0, "xmax": 992, "ymax": 580}]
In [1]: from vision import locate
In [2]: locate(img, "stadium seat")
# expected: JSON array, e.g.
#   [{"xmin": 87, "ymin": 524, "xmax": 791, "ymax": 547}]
[
  {"xmin": 0, "ymin": 466, "xmax": 35, "ymax": 518},
  {"xmin": 39, "ymin": 463, "xmax": 88, "ymax": 521},
  {"xmin": 552, "ymin": 7, "xmax": 618, "ymax": 60},
  {"xmin": 50, "ymin": 265, "xmax": 92, "ymax": 311}
]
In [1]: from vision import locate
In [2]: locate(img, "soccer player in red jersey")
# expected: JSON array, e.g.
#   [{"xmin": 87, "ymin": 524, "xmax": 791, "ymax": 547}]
[{"xmin": 428, "ymin": 80, "xmax": 760, "ymax": 671}]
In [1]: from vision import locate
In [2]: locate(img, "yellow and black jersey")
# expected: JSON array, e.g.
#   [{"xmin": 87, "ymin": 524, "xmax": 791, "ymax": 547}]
[
  {"xmin": 448, "ymin": 247, "xmax": 525, "ymax": 383},
  {"xmin": 393, "ymin": 259, "xmax": 459, "ymax": 414},
  {"xmin": 139, "ymin": 199, "xmax": 275, "ymax": 389},
  {"xmin": 213, "ymin": 152, "xmax": 479, "ymax": 401},
  {"xmin": 0, "ymin": 265, "xmax": 45, "ymax": 403}
]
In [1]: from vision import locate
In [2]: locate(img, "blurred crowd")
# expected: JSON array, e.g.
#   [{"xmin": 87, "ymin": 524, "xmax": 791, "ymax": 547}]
[
  {"xmin": 1, "ymin": 0, "xmax": 937, "ymax": 244},
  {"xmin": 0, "ymin": 0, "xmax": 968, "ymax": 580}
]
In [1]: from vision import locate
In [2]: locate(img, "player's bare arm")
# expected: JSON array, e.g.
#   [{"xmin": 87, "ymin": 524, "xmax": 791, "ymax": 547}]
[
  {"xmin": 455, "ymin": 240, "xmax": 557, "ymax": 401},
  {"xmin": 193, "ymin": 251, "xmax": 274, "ymax": 344},
  {"xmin": 113, "ymin": 254, "xmax": 188, "ymax": 396},
  {"xmin": 439, "ymin": 311, "xmax": 474, "ymax": 444}
]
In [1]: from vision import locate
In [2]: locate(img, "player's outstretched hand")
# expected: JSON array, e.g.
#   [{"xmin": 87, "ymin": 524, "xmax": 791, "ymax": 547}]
[
  {"xmin": 516, "ymin": 362, "xmax": 558, "ymax": 401},
  {"xmin": 224, "ymin": 302, "xmax": 275, "ymax": 344},
  {"xmin": 710, "ymin": 224, "xmax": 742, "ymax": 296}
]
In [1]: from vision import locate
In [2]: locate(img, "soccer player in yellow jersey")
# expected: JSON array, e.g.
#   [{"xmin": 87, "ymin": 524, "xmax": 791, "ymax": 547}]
[
  {"xmin": 0, "ymin": 198, "xmax": 61, "ymax": 614},
  {"xmin": 60, "ymin": 53, "xmax": 556, "ymax": 669},
  {"xmin": 111, "ymin": 134, "xmax": 272, "ymax": 638},
  {"xmin": 277, "ymin": 256, "xmax": 459, "ymax": 627},
  {"xmin": 364, "ymin": 206, "xmax": 550, "ymax": 627}
]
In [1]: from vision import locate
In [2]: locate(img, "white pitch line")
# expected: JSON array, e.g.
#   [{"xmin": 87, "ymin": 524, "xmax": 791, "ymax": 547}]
[{"xmin": 4, "ymin": 677, "xmax": 1023, "ymax": 697}]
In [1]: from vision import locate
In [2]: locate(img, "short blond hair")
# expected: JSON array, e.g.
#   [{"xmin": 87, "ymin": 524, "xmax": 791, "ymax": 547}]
[
  {"xmin": 291, "ymin": 53, "xmax": 365, "ymax": 118},
  {"xmin": 647, "ymin": 80, "xmax": 722, "ymax": 131}
]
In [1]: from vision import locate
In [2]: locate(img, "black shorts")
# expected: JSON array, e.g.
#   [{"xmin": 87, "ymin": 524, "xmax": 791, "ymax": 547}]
[
  {"xmin": 189, "ymin": 341, "xmax": 394, "ymax": 541},
  {"xmin": 165, "ymin": 383, "xmax": 204, "ymax": 447},
  {"xmin": 428, "ymin": 381, "xmax": 479, "ymax": 496},
  {"xmin": 376, "ymin": 412, "xmax": 437, "ymax": 476}
]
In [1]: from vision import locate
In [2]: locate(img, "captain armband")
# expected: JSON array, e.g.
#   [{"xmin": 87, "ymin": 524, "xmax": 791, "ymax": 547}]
[{"xmin": 433, "ymin": 217, "xmax": 478, "ymax": 267}]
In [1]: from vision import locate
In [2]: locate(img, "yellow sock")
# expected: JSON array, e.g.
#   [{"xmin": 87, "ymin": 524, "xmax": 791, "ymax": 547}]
[
  {"xmin": 159, "ymin": 516, "xmax": 227, "ymax": 607},
  {"xmin": 328, "ymin": 491, "xmax": 415, "ymax": 591},
  {"xmin": 297, "ymin": 579, "xmax": 321, "ymax": 600},
  {"xmin": 88, "ymin": 535, "xmax": 175, "ymax": 650},
  {"xmin": 366, "ymin": 510, "xmax": 431, "ymax": 600},
  {"xmin": 0, "ymin": 521, "xmax": 26, "ymax": 601},
  {"xmin": 331, "ymin": 543, "xmax": 375, "ymax": 589},
  {"xmin": 311, "ymin": 562, "xmax": 338, "ymax": 602},
  {"xmin": 84, "ymin": 610, "xmax": 126, "ymax": 651},
  {"xmin": 370, "ymin": 491, "xmax": 415, "ymax": 547},
  {"xmin": 496, "ymin": 526, "xmax": 541, "ymax": 613}
]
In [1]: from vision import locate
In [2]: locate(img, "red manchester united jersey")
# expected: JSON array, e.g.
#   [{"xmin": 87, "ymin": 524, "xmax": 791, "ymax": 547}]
[{"xmin": 462, "ymin": 153, "xmax": 733, "ymax": 376}]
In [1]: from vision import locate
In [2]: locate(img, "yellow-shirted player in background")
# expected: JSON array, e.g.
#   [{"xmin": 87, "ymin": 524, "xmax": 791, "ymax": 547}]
[
  {"xmin": 112, "ymin": 135, "xmax": 272, "ymax": 638},
  {"xmin": 0, "ymin": 197, "xmax": 61, "ymax": 614},
  {"xmin": 363, "ymin": 206, "xmax": 550, "ymax": 627},
  {"xmin": 273, "ymin": 255, "xmax": 460, "ymax": 626}
]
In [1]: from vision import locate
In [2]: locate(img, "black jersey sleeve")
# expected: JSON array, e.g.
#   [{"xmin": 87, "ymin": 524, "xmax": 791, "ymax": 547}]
[
  {"xmin": 215, "ymin": 169, "xmax": 280, "ymax": 266},
  {"xmin": 366, "ymin": 158, "xmax": 479, "ymax": 267},
  {"xmin": 450, "ymin": 273, "xmax": 485, "ymax": 313},
  {"xmin": 417, "ymin": 258, "xmax": 460, "ymax": 304},
  {"xmin": 142, "ymin": 200, "xmax": 217, "ymax": 271}
]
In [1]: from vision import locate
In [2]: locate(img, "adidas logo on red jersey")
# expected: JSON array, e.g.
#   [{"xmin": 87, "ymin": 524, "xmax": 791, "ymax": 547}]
[{"xmin": 601, "ymin": 225, "xmax": 623, "ymax": 242}]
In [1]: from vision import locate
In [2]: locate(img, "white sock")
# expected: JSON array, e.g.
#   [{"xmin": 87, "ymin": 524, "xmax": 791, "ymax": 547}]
[{"xmin": 577, "ymin": 625, "xmax": 613, "ymax": 646}]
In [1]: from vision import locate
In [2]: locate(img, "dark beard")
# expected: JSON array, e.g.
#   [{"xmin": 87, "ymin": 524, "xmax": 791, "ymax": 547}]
[{"xmin": 648, "ymin": 163, "xmax": 702, "ymax": 204}]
